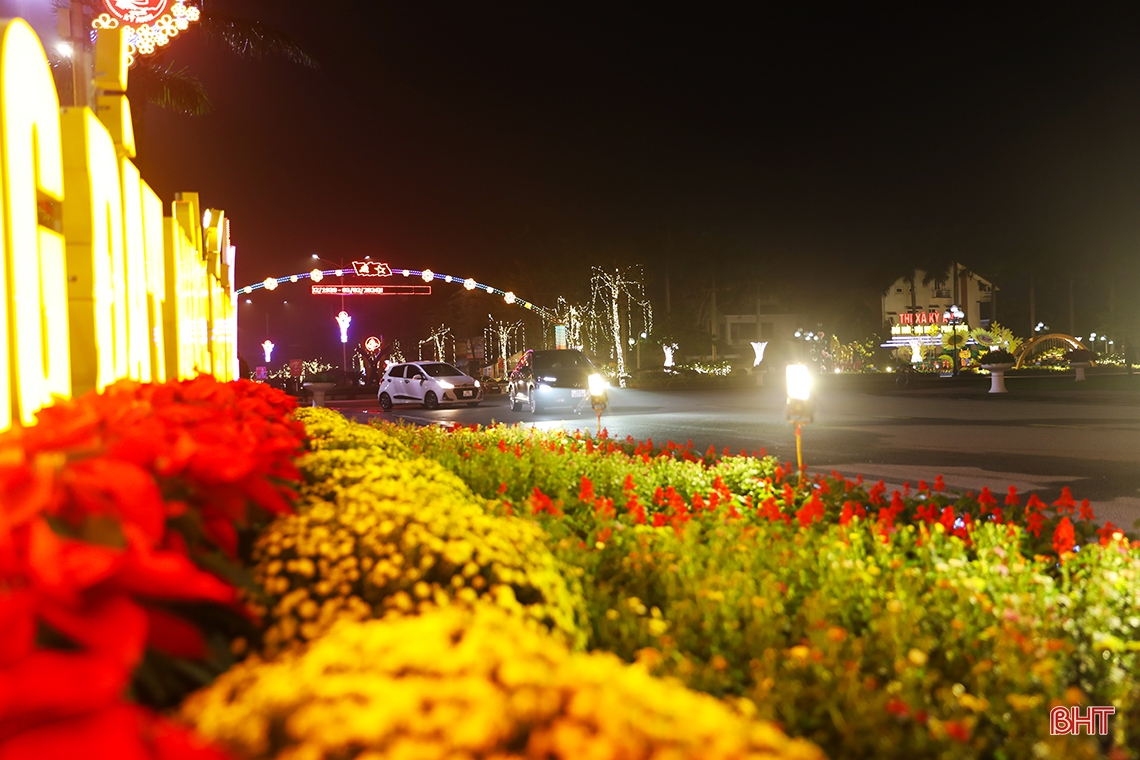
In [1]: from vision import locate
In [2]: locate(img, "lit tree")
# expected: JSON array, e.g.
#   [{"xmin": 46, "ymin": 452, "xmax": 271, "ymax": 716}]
[
  {"xmin": 486, "ymin": 316, "xmax": 524, "ymax": 378},
  {"xmin": 589, "ymin": 266, "xmax": 653, "ymax": 387},
  {"xmin": 418, "ymin": 324, "xmax": 453, "ymax": 362}
]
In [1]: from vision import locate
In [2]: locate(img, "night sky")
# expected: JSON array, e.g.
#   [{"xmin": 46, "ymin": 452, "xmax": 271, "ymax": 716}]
[{"xmin": 10, "ymin": 2, "xmax": 1140, "ymax": 362}]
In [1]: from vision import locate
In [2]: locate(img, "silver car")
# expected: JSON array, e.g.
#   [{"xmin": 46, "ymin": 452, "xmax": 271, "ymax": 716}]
[{"xmin": 378, "ymin": 361, "xmax": 483, "ymax": 410}]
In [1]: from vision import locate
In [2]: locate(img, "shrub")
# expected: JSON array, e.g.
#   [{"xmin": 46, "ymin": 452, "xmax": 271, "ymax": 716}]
[
  {"xmin": 1066, "ymin": 348, "xmax": 1097, "ymax": 363},
  {"xmin": 977, "ymin": 349, "xmax": 1016, "ymax": 365},
  {"xmin": 180, "ymin": 605, "xmax": 825, "ymax": 760},
  {"xmin": 552, "ymin": 518, "xmax": 1139, "ymax": 759}
]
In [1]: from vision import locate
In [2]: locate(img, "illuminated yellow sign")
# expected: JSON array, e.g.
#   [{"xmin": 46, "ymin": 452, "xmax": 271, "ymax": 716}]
[{"xmin": 0, "ymin": 20, "xmax": 236, "ymax": 431}]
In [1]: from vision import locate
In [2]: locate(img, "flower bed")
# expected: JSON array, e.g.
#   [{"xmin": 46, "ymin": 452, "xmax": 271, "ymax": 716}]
[
  {"xmin": 6, "ymin": 384, "xmax": 1139, "ymax": 760},
  {"xmin": 375, "ymin": 421, "xmax": 1140, "ymax": 759},
  {"xmin": 0, "ymin": 377, "xmax": 305, "ymax": 756}
]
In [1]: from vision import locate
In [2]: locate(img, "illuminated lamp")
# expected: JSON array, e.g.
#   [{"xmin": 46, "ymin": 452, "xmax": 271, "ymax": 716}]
[
  {"xmin": 504, "ymin": 292, "xmax": 516, "ymax": 304},
  {"xmin": 421, "ymin": 269, "xmax": 434, "ymax": 282},
  {"xmin": 445, "ymin": 275, "xmax": 453, "ymax": 283},
  {"xmin": 464, "ymin": 278, "xmax": 477, "ymax": 291},
  {"xmin": 785, "ymin": 363, "xmax": 815, "ymax": 481},
  {"xmin": 750, "ymin": 341, "xmax": 768, "ymax": 367},
  {"xmin": 261, "ymin": 340, "xmax": 274, "ymax": 363},
  {"xmin": 263, "ymin": 277, "xmax": 278, "ymax": 291},
  {"xmin": 335, "ymin": 310, "xmax": 352, "ymax": 344},
  {"xmin": 310, "ymin": 268, "xmax": 323, "ymax": 283},
  {"xmin": 289, "ymin": 275, "xmax": 298, "ymax": 283}
]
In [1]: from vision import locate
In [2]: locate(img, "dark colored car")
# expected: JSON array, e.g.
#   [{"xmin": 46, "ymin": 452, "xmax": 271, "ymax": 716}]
[{"xmin": 508, "ymin": 349, "xmax": 606, "ymax": 413}]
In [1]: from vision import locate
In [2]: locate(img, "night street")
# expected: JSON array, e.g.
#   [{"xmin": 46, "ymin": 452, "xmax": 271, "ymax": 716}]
[{"xmin": 334, "ymin": 379, "xmax": 1140, "ymax": 530}]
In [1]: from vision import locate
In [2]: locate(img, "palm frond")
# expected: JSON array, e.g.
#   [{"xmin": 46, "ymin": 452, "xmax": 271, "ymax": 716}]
[
  {"xmin": 196, "ymin": 14, "xmax": 319, "ymax": 69},
  {"xmin": 130, "ymin": 63, "xmax": 213, "ymax": 115}
]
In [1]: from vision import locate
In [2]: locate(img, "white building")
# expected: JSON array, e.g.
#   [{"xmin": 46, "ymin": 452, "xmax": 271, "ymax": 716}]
[{"xmin": 882, "ymin": 266, "xmax": 995, "ymax": 330}]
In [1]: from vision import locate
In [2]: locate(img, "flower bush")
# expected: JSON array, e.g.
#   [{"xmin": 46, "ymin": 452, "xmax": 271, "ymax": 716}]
[
  {"xmin": 373, "ymin": 421, "xmax": 1140, "ymax": 759},
  {"xmin": 374, "ymin": 422, "xmax": 1122, "ymax": 559},
  {"xmin": 180, "ymin": 605, "xmax": 824, "ymax": 760},
  {"xmin": 0, "ymin": 376, "xmax": 306, "ymax": 757},
  {"xmin": 251, "ymin": 409, "xmax": 586, "ymax": 654}
]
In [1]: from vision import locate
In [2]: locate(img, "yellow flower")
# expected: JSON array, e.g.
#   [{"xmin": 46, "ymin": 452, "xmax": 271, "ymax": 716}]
[
  {"xmin": 181, "ymin": 606, "xmax": 825, "ymax": 760},
  {"xmin": 907, "ymin": 649, "xmax": 928, "ymax": 667}
]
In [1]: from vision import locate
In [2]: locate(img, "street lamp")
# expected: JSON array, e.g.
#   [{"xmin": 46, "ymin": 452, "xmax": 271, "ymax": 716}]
[
  {"xmin": 942, "ymin": 305, "xmax": 967, "ymax": 376},
  {"xmin": 785, "ymin": 364, "xmax": 815, "ymax": 484}
]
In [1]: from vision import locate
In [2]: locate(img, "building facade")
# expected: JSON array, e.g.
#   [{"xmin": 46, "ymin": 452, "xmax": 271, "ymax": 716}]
[{"xmin": 881, "ymin": 267, "xmax": 995, "ymax": 330}]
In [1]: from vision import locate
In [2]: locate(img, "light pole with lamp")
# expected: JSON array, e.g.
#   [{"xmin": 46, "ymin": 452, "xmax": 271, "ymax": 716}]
[
  {"xmin": 942, "ymin": 305, "xmax": 966, "ymax": 376},
  {"xmin": 785, "ymin": 364, "xmax": 814, "ymax": 487}
]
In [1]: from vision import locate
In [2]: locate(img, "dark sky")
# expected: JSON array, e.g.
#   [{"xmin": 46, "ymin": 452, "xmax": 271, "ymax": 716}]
[{"xmin": 13, "ymin": 2, "xmax": 1140, "ymax": 359}]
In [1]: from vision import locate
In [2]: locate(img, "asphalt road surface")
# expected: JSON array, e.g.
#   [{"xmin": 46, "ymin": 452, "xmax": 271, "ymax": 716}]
[{"xmin": 330, "ymin": 377, "xmax": 1140, "ymax": 530}]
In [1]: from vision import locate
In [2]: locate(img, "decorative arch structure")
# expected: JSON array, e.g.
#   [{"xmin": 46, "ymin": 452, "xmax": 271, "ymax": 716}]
[
  {"xmin": 237, "ymin": 266, "xmax": 556, "ymax": 321},
  {"xmin": 1013, "ymin": 334, "xmax": 1088, "ymax": 369}
]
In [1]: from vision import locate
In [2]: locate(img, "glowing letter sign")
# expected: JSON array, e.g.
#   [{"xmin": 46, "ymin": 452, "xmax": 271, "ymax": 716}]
[
  {"xmin": 0, "ymin": 20, "xmax": 71, "ymax": 429},
  {"xmin": 0, "ymin": 21, "xmax": 236, "ymax": 432}
]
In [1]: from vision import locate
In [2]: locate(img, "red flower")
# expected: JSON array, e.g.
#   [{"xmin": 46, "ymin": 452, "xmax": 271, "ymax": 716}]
[
  {"xmin": 795, "ymin": 493, "xmax": 824, "ymax": 527},
  {"xmin": 1004, "ymin": 486, "xmax": 1020, "ymax": 507},
  {"xmin": 1052, "ymin": 516, "xmax": 1076, "ymax": 556},
  {"xmin": 1078, "ymin": 499, "xmax": 1095, "ymax": 522},
  {"xmin": 932, "ymin": 475, "xmax": 946, "ymax": 492},
  {"xmin": 944, "ymin": 720, "xmax": 971, "ymax": 743},
  {"xmin": 1052, "ymin": 487, "xmax": 1077, "ymax": 513},
  {"xmin": 578, "ymin": 476, "xmax": 596, "ymax": 504},
  {"xmin": 885, "ymin": 697, "xmax": 910, "ymax": 718}
]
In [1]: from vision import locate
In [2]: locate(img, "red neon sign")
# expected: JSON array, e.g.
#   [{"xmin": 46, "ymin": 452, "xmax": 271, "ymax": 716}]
[
  {"xmin": 312, "ymin": 285, "xmax": 431, "ymax": 296},
  {"xmin": 102, "ymin": 0, "xmax": 170, "ymax": 26},
  {"xmin": 352, "ymin": 261, "xmax": 392, "ymax": 276},
  {"xmin": 899, "ymin": 311, "xmax": 943, "ymax": 326}
]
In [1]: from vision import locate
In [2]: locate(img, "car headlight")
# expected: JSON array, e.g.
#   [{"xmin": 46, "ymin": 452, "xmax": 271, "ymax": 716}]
[
  {"xmin": 539, "ymin": 375, "xmax": 557, "ymax": 383},
  {"xmin": 588, "ymin": 373, "xmax": 605, "ymax": 396},
  {"xmin": 437, "ymin": 380, "xmax": 454, "ymax": 389},
  {"xmin": 474, "ymin": 380, "xmax": 480, "ymax": 388}
]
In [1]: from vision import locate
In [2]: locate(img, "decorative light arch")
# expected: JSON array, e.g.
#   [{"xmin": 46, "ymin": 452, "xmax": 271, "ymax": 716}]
[
  {"xmin": 237, "ymin": 267, "xmax": 557, "ymax": 321},
  {"xmin": 1013, "ymin": 334, "xmax": 1088, "ymax": 369}
]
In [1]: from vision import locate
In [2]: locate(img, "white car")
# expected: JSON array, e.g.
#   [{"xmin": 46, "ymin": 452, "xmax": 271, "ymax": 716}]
[{"xmin": 378, "ymin": 361, "xmax": 483, "ymax": 410}]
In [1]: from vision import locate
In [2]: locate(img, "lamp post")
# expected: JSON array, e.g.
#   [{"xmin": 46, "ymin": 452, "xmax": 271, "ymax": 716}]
[
  {"xmin": 785, "ymin": 364, "xmax": 814, "ymax": 486},
  {"xmin": 942, "ymin": 305, "xmax": 966, "ymax": 376}
]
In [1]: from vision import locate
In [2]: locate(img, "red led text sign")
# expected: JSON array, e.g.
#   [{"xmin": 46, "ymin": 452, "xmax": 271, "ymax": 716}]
[
  {"xmin": 311, "ymin": 285, "xmax": 431, "ymax": 296},
  {"xmin": 898, "ymin": 311, "xmax": 944, "ymax": 326}
]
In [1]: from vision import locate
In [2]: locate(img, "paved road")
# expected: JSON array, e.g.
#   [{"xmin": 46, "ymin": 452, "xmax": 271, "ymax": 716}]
[{"xmin": 330, "ymin": 378, "xmax": 1140, "ymax": 530}]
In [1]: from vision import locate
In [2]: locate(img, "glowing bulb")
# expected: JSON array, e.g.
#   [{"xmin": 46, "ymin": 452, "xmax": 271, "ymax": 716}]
[
  {"xmin": 311, "ymin": 269, "xmax": 324, "ymax": 283},
  {"xmin": 56, "ymin": 42, "xmax": 73, "ymax": 58},
  {"xmin": 289, "ymin": 275, "xmax": 298, "ymax": 283},
  {"xmin": 421, "ymin": 269, "xmax": 434, "ymax": 282},
  {"xmin": 786, "ymin": 364, "xmax": 812, "ymax": 401},
  {"xmin": 464, "ymin": 278, "xmax": 477, "ymax": 291},
  {"xmin": 261, "ymin": 340, "xmax": 274, "ymax": 363},
  {"xmin": 504, "ymin": 292, "xmax": 516, "ymax": 304},
  {"xmin": 263, "ymin": 277, "xmax": 278, "ymax": 291}
]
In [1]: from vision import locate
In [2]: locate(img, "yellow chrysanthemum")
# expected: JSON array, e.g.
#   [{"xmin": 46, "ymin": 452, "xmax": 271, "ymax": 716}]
[{"xmin": 181, "ymin": 606, "xmax": 824, "ymax": 760}]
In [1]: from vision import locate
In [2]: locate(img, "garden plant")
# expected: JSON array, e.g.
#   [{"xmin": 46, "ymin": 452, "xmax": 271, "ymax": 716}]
[{"xmin": 2, "ymin": 378, "xmax": 1137, "ymax": 760}]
